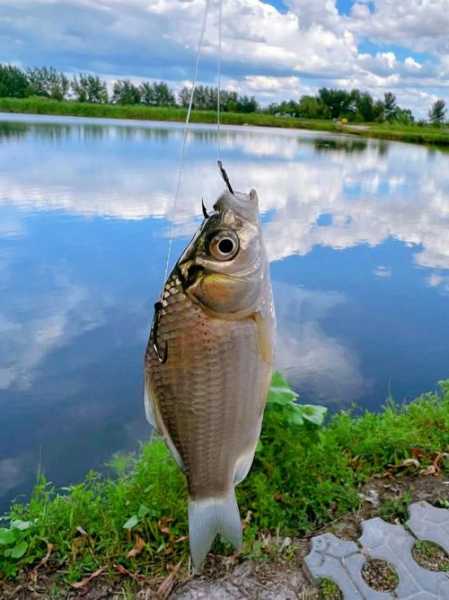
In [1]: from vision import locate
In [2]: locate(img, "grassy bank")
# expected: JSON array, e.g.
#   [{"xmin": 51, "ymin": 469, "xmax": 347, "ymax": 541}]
[
  {"xmin": 0, "ymin": 96, "xmax": 337, "ymax": 133},
  {"xmin": 349, "ymin": 122, "xmax": 449, "ymax": 147},
  {"xmin": 1, "ymin": 374, "xmax": 449, "ymax": 588},
  {"xmin": 2, "ymin": 96, "xmax": 449, "ymax": 147}
]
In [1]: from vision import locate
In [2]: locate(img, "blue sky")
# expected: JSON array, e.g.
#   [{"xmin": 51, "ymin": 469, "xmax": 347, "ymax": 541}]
[{"xmin": 0, "ymin": 0, "xmax": 448, "ymax": 117}]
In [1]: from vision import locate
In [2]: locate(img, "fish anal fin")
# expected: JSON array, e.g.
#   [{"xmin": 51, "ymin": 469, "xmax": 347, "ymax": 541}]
[{"xmin": 233, "ymin": 424, "xmax": 262, "ymax": 485}]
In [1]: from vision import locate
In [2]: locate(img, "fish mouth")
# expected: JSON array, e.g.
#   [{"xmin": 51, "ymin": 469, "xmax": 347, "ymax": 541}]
[{"xmin": 178, "ymin": 261, "xmax": 205, "ymax": 289}]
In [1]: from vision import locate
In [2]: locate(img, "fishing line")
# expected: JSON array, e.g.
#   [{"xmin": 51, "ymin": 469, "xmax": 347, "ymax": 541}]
[
  {"xmin": 216, "ymin": 0, "xmax": 223, "ymax": 162},
  {"xmin": 162, "ymin": 0, "xmax": 211, "ymax": 284}
]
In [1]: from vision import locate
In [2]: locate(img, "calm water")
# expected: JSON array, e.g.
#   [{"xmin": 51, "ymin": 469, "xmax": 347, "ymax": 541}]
[{"xmin": 1, "ymin": 114, "xmax": 449, "ymax": 511}]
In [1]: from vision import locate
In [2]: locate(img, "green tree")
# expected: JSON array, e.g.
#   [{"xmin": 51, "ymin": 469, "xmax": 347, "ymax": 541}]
[
  {"xmin": 221, "ymin": 91, "xmax": 238, "ymax": 112},
  {"xmin": 394, "ymin": 107, "xmax": 415, "ymax": 124},
  {"xmin": 0, "ymin": 65, "xmax": 29, "ymax": 98},
  {"xmin": 178, "ymin": 85, "xmax": 255, "ymax": 112},
  {"xmin": 178, "ymin": 85, "xmax": 191, "ymax": 108},
  {"xmin": 236, "ymin": 95, "xmax": 259, "ymax": 113},
  {"xmin": 71, "ymin": 74, "xmax": 108, "ymax": 103},
  {"xmin": 428, "ymin": 99, "xmax": 447, "ymax": 125},
  {"xmin": 112, "ymin": 80, "xmax": 141, "ymax": 105},
  {"xmin": 383, "ymin": 92, "xmax": 397, "ymax": 121},
  {"xmin": 27, "ymin": 67, "xmax": 69, "ymax": 100},
  {"xmin": 297, "ymin": 95, "xmax": 325, "ymax": 119},
  {"xmin": 152, "ymin": 82, "xmax": 176, "ymax": 106},
  {"xmin": 318, "ymin": 88, "xmax": 353, "ymax": 119}
]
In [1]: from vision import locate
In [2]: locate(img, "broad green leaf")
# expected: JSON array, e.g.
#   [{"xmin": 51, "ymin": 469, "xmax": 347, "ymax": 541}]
[
  {"xmin": 270, "ymin": 371, "xmax": 291, "ymax": 389},
  {"xmin": 301, "ymin": 405, "xmax": 328, "ymax": 426},
  {"xmin": 288, "ymin": 410, "xmax": 304, "ymax": 426},
  {"xmin": 9, "ymin": 541, "xmax": 28, "ymax": 559},
  {"xmin": 268, "ymin": 372, "xmax": 298, "ymax": 407},
  {"xmin": 0, "ymin": 529, "xmax": 16, "ymax": 545},
  {"xmin": 138, "ymin": 505, "xmax": 150, "ymax": 518},
  {"xmin": 123, "ymin": 515, "xmax": 139, "ymax": 530},
  {"xmin": 10, "ymin": 520, "xmax": 32, "ymax": 531}
]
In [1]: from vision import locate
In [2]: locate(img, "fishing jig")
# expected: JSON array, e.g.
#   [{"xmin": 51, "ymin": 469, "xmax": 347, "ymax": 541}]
[
  {"xmin": 218, "ymin": 160, "xmax": 234, "ymax": 194},
  {"xmin": 152, "ymin": 300, "xmax": 168, "ymax": 363}
]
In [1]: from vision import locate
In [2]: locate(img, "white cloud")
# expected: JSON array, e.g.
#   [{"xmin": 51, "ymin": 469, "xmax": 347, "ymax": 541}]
[
  {"xmin": 405, "ymin": 57, "xmax": 422, "ymax": 72},
  {"xmin": 349, "ymin": 0, "xmax": 449, "ymax": 54}
]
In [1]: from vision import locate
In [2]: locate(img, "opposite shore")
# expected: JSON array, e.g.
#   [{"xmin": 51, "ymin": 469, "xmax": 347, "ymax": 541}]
[{"xmin": 1, "ymin": 96, "xmax": 449, "ymax": 148}]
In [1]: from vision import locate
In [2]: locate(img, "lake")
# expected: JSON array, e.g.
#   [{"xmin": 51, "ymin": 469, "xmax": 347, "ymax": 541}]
[{"xmin": 1, "ymin": 114, "xmax": 448, "ymax": 512}]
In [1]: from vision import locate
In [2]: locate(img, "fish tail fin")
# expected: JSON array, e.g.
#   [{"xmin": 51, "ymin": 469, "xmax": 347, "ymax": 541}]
[{"xmin": 188, "ymin": 490, "xmax": 242, "ymax": 572}]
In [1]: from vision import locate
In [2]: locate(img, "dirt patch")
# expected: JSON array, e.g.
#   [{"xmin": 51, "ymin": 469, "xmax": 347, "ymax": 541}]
[
  {"xmin": 361, "ymin": 559, "xmax": 398, "ymax": 592},
  {"xmin": 413, "ymin": 540, "xmax": 449, "ymax": 572}
]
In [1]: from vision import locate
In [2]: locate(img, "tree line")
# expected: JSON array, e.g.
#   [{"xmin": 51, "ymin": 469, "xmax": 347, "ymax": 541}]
[
  {"xmin": 267, "ymin": 89, "xmax": 446, "ymax": 125},
  {"xmin": 0, "ymin": 65, "xmax": 258, "ymax": 113},
  {"xmin": 0, "ymin": 64, "xmax": 447, "ymax": 124}
]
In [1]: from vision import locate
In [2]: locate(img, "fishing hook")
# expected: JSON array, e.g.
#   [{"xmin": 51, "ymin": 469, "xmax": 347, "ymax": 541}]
[
  {"xmin": 152, "ymin": 301, "xmax": 168, "ymax": 363},
  {"xmin": 201, "ymin": 197, "xmax": 210, "ymax": 219},
  {"xmin": 218, "ymin": 160, "xmax": 234, "ymax": 194}
]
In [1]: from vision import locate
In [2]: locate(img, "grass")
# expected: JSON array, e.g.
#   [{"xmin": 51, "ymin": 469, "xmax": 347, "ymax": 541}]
[
  {"xmin": 348, "ymin": 121, "xmax": 449, "ymax": 147},
  {"xmin": 1, "ymin": 376, "xmax": 449, "ymax": 585},
  {"xmin": 2, "ymin": 96, "xmax": 449, "ymax": 147}
]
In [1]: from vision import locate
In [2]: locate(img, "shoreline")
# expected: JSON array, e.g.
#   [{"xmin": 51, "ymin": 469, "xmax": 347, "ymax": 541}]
[
  {"xmin": 1, "ymin": 97, "xmax": 449, "ymax": 147},
  {"xmin": 1, "ymin": 377, "xmax": 448, "ymax": 597}
]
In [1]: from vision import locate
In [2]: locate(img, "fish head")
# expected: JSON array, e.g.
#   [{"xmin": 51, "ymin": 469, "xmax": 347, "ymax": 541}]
[{"xmin": 177, "ymin": 189, "xmax": 267, "ymax": 317}]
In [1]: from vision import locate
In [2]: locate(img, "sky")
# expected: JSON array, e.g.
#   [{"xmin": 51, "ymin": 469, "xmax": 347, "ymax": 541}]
[{"xmin": 0, "ymin": 0, "xmax": 448, "ymax": 117}]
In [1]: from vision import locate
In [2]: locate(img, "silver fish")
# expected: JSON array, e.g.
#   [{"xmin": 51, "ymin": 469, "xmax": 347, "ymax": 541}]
[{"xmin": 144, "ymin": 188, "xmax": 275, "ymax": 570}]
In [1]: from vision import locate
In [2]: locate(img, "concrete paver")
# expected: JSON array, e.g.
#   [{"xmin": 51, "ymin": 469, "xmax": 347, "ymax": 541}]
[{"xmin": 305, "ymin": 503, "xmax": 449, "ymax": 599}]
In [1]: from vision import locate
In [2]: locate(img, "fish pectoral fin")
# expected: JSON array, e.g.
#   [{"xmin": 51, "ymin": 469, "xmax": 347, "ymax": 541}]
[
  {"xmin": 144, "ymin": 375, "xmax": 185, "ymax": 471},
  {"xmin": 252, "ymin": 311, "xmax": 273, "ymax": 365},
  {"xmin": 144, "ymin": 380, "xmax": 160, "ymax": 432}
]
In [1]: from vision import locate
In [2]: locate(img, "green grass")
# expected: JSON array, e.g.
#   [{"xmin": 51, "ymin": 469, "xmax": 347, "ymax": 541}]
[
  {"xmin": 1, "ymin": 376, "xmax": 449, "ymax": 583},
  {"xmin": 347, "ymin": 122, "xmax": 449, "ymax": 147},
  {"xmin": 3, "ymin": 96, "xmax": 449, "ymax": 147}
]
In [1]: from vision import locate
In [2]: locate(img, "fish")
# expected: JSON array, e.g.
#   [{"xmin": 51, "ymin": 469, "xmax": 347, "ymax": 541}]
[{"xmin": 144, "ymin": 186, "xmax": 275, "ymax": 571}]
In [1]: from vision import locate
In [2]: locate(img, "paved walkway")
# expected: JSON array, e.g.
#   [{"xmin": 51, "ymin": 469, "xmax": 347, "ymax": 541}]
[{"xmin": 305, "ymin": 501, "xmax": 449, "ymax": 599}]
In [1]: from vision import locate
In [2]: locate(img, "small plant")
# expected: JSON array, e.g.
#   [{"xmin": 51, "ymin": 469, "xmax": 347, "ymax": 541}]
[
  {"xmin": 378, "ymin": 493, "xmax": 412, "ymax": 523},
  {"xmin": 0, "ymin": 519, "xmax": 38, "ymax": 578},
  {"xmin": 319, "ymin": 578, "xmax": 342, "ymax": 599},
  {"xmin": 266, "ymin": 371, "xmax": 327, "ymax": 427}
]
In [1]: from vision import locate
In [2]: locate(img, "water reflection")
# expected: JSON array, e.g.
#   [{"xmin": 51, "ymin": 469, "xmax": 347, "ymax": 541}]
[
  {"xmin": 1, "ymin": 114, "xmax": 448, "ymax": 511},
  {"xmin": 275, "ymin": 283, "xmax": 366, "ymax": 405}
]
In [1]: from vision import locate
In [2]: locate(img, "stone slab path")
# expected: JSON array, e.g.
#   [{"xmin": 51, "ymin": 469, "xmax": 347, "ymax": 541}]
[{"xmin": 305, "ymin": 501, "xmax": 449, "ymax": 599}]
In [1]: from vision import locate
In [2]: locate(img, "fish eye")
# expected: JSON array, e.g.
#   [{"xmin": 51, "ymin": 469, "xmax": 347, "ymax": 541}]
[{"xmin": 208, "ymin": 230, "xmax": 239, "ymax": 261}]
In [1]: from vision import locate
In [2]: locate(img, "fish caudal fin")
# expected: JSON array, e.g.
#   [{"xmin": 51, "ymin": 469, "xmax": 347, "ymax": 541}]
[{"xmin": 188, "ymin": 490, "xmax": 242, "ymax": 572}]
